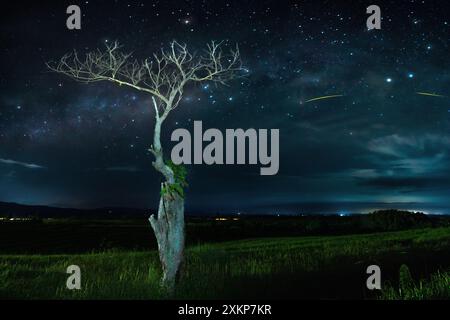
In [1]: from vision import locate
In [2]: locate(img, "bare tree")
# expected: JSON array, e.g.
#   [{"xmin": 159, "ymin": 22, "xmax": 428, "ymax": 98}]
[{"xmin": 47, "ymin": 41, "xmax": 244, "ymax": 289}]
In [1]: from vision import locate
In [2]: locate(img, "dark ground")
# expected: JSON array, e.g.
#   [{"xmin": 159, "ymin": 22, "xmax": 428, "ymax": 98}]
[{"xmin": 0, "ymin": 210, "xmax": 449, "ymax": 254}]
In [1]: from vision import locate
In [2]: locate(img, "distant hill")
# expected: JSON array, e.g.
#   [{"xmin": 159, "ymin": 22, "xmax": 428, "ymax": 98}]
[
  {"xmin": 1, "ymin": 201, "xmax": 449, "ymax": 221},
  {"xmin": 0, "ymin": 201, "xmax": 149, "ymax": 219}
]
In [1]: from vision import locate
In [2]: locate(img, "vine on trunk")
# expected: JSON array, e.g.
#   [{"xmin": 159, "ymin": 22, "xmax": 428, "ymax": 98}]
[{"xmin": 161, "ymin": 160, "xmax": 188, "ymax": 198}]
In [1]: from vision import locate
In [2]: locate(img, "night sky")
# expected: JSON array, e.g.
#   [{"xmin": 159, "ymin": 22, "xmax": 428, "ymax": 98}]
[{"xmin": 1, "ymin": 0, "xmax": 450, "ymax": 214}]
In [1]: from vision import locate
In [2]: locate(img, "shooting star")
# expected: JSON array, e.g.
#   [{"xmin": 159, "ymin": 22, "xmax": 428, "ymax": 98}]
[
  {"xmin": 304, "ymin": 95, "xmax": 344, "ymax": 104},
  {"xmin": 416, "ymin": 92, "xmax": 446, "ymax": 98}
]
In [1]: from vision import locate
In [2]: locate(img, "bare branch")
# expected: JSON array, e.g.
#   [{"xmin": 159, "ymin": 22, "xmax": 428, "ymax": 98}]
[
  {"xmin": 48, "ymin": 40, "xmax": 245, "ymax": 180},
  {"xmin": 47, "ymin": 40, "xmax": 245, "ymax": 115}
]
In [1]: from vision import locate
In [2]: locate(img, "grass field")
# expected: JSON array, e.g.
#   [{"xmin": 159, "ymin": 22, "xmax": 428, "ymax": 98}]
[{"xmin": 1, "ymin": 227, "xmax": 449, "ymax": 300}]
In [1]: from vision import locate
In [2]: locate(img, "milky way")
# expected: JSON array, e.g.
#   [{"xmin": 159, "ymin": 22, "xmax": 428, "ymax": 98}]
[{"xmin": 1, "ymin": 0, "xmax": 450, "ymax": 214}]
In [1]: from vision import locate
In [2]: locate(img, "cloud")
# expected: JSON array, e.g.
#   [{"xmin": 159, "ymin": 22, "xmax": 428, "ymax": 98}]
[
  {"xmin": 0, "ymin": 158, "xmax": 45, "ymax": 169},
  {"xmin": 350, "ymin": 169, "xmax": 380, "ymax": 179},
  {"xmin": 367, "ymin": 134, "xmax": 450, "ymax": 158},
  {"xmin": 365, "ymin": 134, "xmax": 450, "ymax": 176},
  {"xmin": 360, "ymin": 177, "xmax": 430, "ymax": 188},
  {"xmin": 342, "ymin": 134, "xmax": 450, "ymax": 194},
  {"xmin": 358, "ymin": 176, "xmax": 450, "ymax": 193}
]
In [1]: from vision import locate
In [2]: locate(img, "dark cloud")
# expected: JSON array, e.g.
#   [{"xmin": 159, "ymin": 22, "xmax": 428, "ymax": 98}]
[
  {"xmin": 358, "ymin": 177, "xmax": 443, "ymax": 189},
  {"xmin": 0, "ymin": 158, "xmax": 45, "ymax": 169}
]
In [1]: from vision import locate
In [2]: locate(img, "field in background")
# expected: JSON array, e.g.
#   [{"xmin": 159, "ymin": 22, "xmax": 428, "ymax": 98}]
[
  {"xmin": 1, "ymin": 227, "xmax": 449, "ymax": 300},
  {"xmin": 1, "ymin": 210, "xmax": 448, "ymax": 254}
]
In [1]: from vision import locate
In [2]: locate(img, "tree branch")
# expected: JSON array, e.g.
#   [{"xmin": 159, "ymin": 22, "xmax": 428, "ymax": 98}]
[{"xmin": 48, "ymin": 40, "xmax": 246, "ymax": 183}]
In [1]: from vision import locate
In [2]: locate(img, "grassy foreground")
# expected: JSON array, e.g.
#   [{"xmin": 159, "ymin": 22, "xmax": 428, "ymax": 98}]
[{"xmin": 0, "ymin": 227, "xmax": 449, "ymax": 300}]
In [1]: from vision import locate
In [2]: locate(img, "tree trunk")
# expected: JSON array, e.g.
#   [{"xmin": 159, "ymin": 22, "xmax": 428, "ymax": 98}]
[
  {"xmin": 149, "ymin": 115, "xmax": 186, "ymax": 290},
  {"xmin": 149, "ymin": 189, "xmax": 185, "ymax": 290}
]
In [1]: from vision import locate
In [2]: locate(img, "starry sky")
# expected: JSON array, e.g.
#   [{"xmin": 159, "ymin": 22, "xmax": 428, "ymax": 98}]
[{"xmin": 1, "ymin": 0, "xmax": 450, "ymax": 214}]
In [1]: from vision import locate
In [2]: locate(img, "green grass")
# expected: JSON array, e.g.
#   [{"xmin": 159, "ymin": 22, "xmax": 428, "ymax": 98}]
[
  {"xmin": 380, "ymin": 266, "xmax": 449, "ymax": 300},
  {"xmin": 1, "ymin": 227, "xmax": 449, "ymax": 299}
]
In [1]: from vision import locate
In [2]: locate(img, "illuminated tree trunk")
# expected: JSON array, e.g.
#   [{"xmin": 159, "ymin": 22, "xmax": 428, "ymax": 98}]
[
  {"xmin": 150, "ymin": 190, "xmax": 185, "ymax": 289},
  {"xmin": 149, "ymin": 118, "xmax": 185, "ymax": 290}
]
